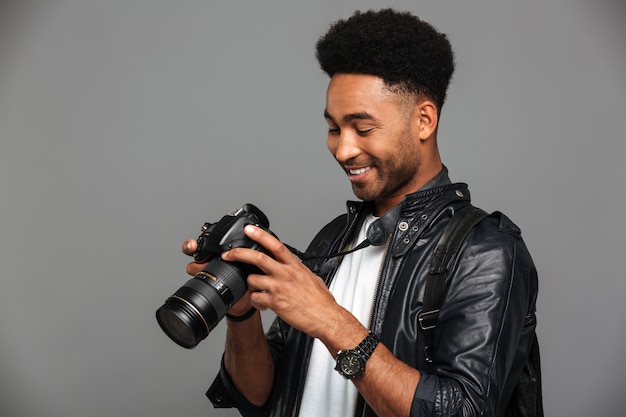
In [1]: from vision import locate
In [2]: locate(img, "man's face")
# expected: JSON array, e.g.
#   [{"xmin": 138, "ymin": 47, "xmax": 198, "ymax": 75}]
[{"xmin": 325, "ymin": 74, "xmax": 423, "ymax": 214}]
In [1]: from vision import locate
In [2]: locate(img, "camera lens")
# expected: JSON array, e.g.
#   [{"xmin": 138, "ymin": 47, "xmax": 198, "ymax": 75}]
[
  {"xmin": 156, "ymin": 298, "xmax": 206, "ymax": 349},
  {"xmin": 156, "ymin": 258, "xmax": 249, "ymax": 349}
]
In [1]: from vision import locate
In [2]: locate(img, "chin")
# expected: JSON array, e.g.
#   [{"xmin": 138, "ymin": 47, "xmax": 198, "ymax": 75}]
[{"xmin": 351, "ymin": 187, "xmax": 378, "ymax": 203}]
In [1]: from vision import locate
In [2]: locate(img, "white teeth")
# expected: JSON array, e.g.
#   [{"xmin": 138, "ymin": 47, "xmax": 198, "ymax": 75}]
[{"xmin": 349, "ymin": 167, "xmax": 370, "ymax": 175}]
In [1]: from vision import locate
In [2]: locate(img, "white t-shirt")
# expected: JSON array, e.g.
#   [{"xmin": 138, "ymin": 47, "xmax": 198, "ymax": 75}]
[{"xmin": 298, "ymin": 214, "xmax": 385, "ymax": 417}]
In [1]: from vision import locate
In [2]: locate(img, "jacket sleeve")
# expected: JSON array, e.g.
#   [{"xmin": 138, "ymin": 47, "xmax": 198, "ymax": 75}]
[
  {"xmin": 413, "ymin": 213, "xmax": 538, "ymax": 417},
  {"xmin": 206, "ymin": 214, "xmax": 347, "ymax": 416},
  {"xmin": 206, "ymin": 316, "xmax": 291, "ymax": 417}
]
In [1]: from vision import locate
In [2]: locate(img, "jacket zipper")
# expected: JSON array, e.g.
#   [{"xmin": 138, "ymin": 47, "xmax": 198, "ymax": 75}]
[
  {"xmin": 359, "ymin": 235, "xmax": 392, "ymax": 417},
  {"xmin": 367, "ymin": 234, "xmax": 392, "ymax": 333}
]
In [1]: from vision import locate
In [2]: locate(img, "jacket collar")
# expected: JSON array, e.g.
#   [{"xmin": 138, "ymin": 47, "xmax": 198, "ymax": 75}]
[
  {"xmin": 393, "ymin": 182, "xmax": 470, "ymax": 256},
  {"xmin": 419, "ymin": 164, "xmax": 452, "ymax": 190},
  {"xmin": 345, "ymin": 167, "xmax": 471, "ymax": 257}
]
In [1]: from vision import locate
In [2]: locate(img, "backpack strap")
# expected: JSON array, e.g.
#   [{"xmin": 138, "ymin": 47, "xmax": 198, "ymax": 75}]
[{"xmin": 419, "ymin": 204, "xmax": 489, "ymax": 363}]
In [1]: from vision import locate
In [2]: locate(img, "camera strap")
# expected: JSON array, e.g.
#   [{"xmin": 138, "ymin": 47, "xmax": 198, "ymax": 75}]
[
  {"xmin": 297, "ymin": 203, "xmax": 403, "ymax": 261},
  {"xmin": 366, "ymin": 203, "xmax": 402, "ymax": 246}
]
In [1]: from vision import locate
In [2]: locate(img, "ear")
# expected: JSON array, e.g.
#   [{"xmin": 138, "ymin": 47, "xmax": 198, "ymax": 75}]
[{"xmin": 412, "ymin": 99, "xmax": 439, "ymax": 140}]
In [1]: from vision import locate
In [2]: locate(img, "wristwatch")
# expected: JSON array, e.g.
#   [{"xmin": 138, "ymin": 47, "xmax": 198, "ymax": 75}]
[{"xmin": 334, "ymin": 332, "xmax": 380, "ymax": 379}]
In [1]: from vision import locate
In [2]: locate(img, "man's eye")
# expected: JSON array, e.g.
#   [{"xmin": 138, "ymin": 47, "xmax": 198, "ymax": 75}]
[
  {"xmin": 356, "ymin": 128, "xmax": 374, "ymax": 136},
  {"xmin": 328, "ymin": 128, "xmax": 340, "ymax": 135}
]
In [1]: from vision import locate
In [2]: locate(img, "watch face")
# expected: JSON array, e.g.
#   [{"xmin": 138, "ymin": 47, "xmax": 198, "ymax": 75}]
[{"xmin": 337, "ymin": 352, "xmax": 365, "ymax": 379}]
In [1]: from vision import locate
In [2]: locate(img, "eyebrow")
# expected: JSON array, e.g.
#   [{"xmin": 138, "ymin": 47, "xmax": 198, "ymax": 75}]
[{"xmin": 324, "ymin": 109, "xmax": 375, "ymax": 123}]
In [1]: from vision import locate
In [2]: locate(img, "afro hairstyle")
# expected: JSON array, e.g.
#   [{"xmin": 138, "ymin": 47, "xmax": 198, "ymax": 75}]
[{"xmin": 315, "ymin": 8, "xmax": 455, "ymax": 110}]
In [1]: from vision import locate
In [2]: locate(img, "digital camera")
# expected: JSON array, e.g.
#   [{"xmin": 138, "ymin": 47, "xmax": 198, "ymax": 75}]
[{"xmin": 156, "ymin": 203, "xmax": 272, "ymax": 348}]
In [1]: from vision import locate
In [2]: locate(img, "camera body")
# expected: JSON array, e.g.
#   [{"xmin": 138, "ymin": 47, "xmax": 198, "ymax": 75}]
[
  {"xmin": 193, "ymin": 203, "xmax": 270, "ymax": 264},
  {"xmin": 156, "ymin": 203, "xmax": 272, "ymax": 349}
]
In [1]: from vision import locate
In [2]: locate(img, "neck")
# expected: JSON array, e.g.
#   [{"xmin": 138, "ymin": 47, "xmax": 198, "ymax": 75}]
[{"xmin": 373, "ymin": 161, "xmax": 445, "ymax": 216}]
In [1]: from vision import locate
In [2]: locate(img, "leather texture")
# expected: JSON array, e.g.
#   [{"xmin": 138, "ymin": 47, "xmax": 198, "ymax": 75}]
[{"xmin": 207, "ymin": 182, "xmax": 538, "ymax": 417}]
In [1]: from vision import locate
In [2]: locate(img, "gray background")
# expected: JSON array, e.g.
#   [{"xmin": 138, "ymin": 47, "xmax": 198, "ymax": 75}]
[{"xmin": 1, "ymin": 1, "xmax": 624, "ymax": 416}]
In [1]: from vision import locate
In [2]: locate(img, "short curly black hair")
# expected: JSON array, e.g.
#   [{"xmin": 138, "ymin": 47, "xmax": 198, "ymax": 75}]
[{"xmin": 316, "ymin": 9, "xmax": 455, "ymax": 110}]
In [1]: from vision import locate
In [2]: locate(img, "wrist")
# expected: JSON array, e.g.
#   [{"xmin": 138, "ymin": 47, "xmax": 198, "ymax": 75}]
[
  {"xmin": 335, "ymin": 331, "xmax": 380, "ymax": 379},
  {"xmin": 226, "ymin": 307, "xmax": 257, "ymax": 322},
  {"xmin": 318, "ymin": 307, "xmax": 369, "ymax": 354}
]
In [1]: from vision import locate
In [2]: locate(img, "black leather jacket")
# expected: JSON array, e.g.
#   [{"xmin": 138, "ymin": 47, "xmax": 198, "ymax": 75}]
[{"xmin": 207, "ymin": 182, "xmax": 538, "ymax": 417}]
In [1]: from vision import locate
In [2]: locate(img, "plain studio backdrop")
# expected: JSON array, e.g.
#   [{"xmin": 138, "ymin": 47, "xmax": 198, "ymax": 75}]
[{"xmin": 1, "ymin": 1, "xmax": 624, "ymax": 416}]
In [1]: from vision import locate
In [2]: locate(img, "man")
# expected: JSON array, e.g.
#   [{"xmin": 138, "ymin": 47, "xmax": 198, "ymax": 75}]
[{"xmin": 183, "ymin": 9, "xmax": 538, "ymax": 417}]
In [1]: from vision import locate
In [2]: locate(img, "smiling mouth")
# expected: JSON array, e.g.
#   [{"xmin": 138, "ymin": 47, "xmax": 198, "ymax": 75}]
[{"xmin": 348, "ymin": 167, "xmax": 371, "ymax": 175}]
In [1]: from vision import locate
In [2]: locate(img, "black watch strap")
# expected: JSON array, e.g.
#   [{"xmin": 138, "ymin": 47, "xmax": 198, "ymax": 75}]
[
  {"xmin": 335, "ymin": 332, "xmax": 380, "ymax": 379},
  {"xmin": 355, "ymin": 332, "xmax": 379, "ymax": 360}
]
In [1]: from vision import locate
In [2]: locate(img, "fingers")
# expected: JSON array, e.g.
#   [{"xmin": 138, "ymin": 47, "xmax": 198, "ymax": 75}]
[
  {"xmin": 248, "ymin": 290, "xmax": 271, "ymax": 312},
  {"xmin": 186, "ymin": 261, "xmax": 206, "ymax": 276},
  {"xmin": 182, "ymin": 239, "xmax": 197, "ymax": 256},
  {"xmin": 182, "ymin": 239, "xmax": 204, "ymax": 276},
  {"xmin": 223, "ymin": 225, "xmax": 294, "ymax": 266}
]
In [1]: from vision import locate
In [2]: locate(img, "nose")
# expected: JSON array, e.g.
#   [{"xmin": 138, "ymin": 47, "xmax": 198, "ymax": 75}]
[{"xmin": 329, "ymin": 131, "xmax": 360, "ymax": 164}]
